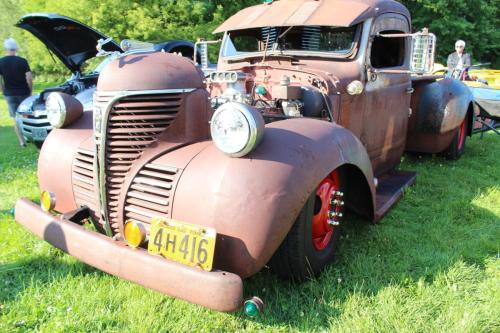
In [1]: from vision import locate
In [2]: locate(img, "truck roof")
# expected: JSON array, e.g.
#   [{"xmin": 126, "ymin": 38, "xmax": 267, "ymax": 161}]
[{"xmin": 213, "ymin": 0, "xmax": 409, "ymax": 33}]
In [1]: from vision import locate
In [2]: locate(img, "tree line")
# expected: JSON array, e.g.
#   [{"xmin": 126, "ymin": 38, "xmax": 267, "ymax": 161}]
[{"xmin": 3, "ymin": 0, "xmax": 498, "ymax": 76}]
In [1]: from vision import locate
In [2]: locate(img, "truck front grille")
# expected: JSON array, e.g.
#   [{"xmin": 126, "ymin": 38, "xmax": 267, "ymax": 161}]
[
  {"xmin": 72, "ymin": 148, "xmax": 99, "ymax": 217},
  {"xmin": 20, "ymin": 114, "xmax": 51, "ymax": 138},
  {"xmin": 94, "ymin": 91, "xmax": 184, "ymax": 235},
  {"xmin": 124, "ymin": 163, "xmax": 178, "ymax": 232}
]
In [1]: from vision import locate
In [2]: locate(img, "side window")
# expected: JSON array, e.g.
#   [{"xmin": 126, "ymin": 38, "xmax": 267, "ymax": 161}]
[{"xmin": 370, "ymin": 30, "xmax": 406, "ymax": 68}]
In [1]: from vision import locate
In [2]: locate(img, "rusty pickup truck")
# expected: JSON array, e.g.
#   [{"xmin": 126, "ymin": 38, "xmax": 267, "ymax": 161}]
[{"xmin": 15, "ymin": 0, "xmax": 473, "ymax": 313}]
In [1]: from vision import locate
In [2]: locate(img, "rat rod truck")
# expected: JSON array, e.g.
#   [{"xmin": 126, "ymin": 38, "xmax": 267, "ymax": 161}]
[{"xmin": 15, "ymin": 0, "xmax": 473, "ymax": 313}]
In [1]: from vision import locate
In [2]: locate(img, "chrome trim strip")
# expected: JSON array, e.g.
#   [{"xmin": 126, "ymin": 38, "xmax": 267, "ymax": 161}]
[
  {"xmin": 94, "ymin": 88, "xmax": 196, "ymax": 236},
  {"xmin": 96, "ymin": 88, "xmax": 196, "ymax": 97}
]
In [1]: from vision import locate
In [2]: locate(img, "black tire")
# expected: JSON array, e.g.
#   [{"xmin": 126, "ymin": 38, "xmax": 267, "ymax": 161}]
[
  {"xmin": 269, "ymin": 176, "xmax": 343, "ymax": 282},
  {"xmin": 444, "ymin": 118, "xmax": 467, "ymax": 160},
  {"xmin": 34, "ymin": 141, "xmax": 44, "ymax": 149}
]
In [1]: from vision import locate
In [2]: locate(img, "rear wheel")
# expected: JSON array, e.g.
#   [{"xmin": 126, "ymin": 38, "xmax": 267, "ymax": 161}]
[
  {"xmin": 269, "ymin": 170, "xmax": 344, "ymax": 281},
  {"xmin": 444, "ymin": 118, "xmax": 467, "ymax": 160}
]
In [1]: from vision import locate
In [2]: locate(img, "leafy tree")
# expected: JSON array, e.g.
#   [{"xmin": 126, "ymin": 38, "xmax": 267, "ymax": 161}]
[
  {"xmin": 17, "ymin": 0, "xmax": 260, "ymax": 76},
  {"xmin": 13, "ymin": 0, "xmax": 500, "ymax": 76},
  {"xmin": 401, "ymin": 0, "xmax": 500, "ymax": 67},
  {"xmin": 0, "ymin": 0, "xmax": 23, "ymax": 52}
]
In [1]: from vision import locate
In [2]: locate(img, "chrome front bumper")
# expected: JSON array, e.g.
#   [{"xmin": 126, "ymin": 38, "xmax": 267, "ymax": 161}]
[
  {"xmin": 16, "ymin": 115, "xmax": 51, "ymax": 142},
  {"xmin": 14, "ymin": 198, "xmax": 243, "ymax": 312}
]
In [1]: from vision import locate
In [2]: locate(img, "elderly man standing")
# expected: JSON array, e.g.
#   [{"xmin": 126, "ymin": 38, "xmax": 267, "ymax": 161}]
[
  {"xmin": 0, "ymin": 38, "xmax": 32, "ymax": 147},
  {"xmin": 447, "ymin": 40, "xmax": 472, "ymax": 80}
]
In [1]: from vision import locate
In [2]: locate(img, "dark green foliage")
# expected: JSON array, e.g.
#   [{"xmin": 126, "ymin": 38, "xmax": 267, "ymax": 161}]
[
  {"xmin": 13, "ymin": 0, "xmax": 500, "ymax": 76},
  {"xmin": 0, "ymin": 0, "xmax": 22, "ymax": 47},
  {"xmin": 401, "ymin": 0, "xmax": 500, "ymax": 67},
  {"xmin": 17, "ymin": 0, "xmax": 260, "ymax": 76}
]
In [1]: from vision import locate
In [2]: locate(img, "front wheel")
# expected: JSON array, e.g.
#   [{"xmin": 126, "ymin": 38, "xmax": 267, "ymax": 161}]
[
  {"xmin": 34, "ymin": 141, "xmax": 44, "ymax": 149},
  {"xmin": 268, "ymin": 170, "xmax": 344, "ymax": 281},
  {"xmin": 444, "ymin": 117, "xmax": 467, "ymax": 160}
]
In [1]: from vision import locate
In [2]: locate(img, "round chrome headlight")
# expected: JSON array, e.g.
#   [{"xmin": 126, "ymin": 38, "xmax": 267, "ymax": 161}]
[
  {"xmin": 45, "ymin": 92, "xmax": 83, "ymax": 129},
  {"xmin": 210, "ymin": 102, "xmax": 265, "ymax": 157},
  {"xmin": 46, "ymin": 92, "xmax": 67, "ymax": 128}
]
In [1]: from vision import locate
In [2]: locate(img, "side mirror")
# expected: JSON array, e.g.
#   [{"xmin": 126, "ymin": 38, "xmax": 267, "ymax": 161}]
[
  {"xmin": 193, "ymin": 39, "xmax": 221, "ymax": 71},
  {"xmin": 369, "ymin": 28, "xmax": 436, "ymax": 76},
  {"xmin": 410, "ymin": 29, "xmax": 436, "ymax": 74}
]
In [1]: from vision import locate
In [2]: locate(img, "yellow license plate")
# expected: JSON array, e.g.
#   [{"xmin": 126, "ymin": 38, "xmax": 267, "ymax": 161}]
[{"xmin": 148, "ymin": 217, "xmax": 216, "ymax": 271}]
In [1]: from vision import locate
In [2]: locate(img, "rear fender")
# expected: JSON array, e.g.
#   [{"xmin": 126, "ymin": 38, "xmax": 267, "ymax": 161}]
[
  {"xmin": 406, "ymin": 78, "xmax": 473, "ymax": 153},
  {"xmin": 169, "ymin": 118, "xmax": 375, "ymax": 277}
]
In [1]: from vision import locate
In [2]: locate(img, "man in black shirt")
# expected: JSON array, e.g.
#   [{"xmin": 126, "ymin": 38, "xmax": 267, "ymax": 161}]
[{"xmin": 0, "ymin": 38, "xmax": 32, "ymax": 146}]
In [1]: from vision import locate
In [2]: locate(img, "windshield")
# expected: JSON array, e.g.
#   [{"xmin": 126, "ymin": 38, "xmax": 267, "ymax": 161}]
[{"xmin": 221, "ymin": 25, "xmax": 359, "ymax": 59}]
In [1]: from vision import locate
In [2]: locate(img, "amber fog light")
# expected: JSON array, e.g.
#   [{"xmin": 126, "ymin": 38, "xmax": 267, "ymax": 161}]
[
  {"xmin": 40, "ymin": 190, "xmax": 56, "ymax": 212},
  {"xmin": 124, "ymin": 220, "xmax": 146, "ymax": 248}
]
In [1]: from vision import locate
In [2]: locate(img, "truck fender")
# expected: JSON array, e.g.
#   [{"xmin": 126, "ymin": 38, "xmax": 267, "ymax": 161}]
[
  {"xmin": 38, "ymin": 111, "xmax": 94, "ymax": 212},
  {"xmin": 407, "ymin": 78, "xmax": 473, "ymax": 153},
  {"xmin": 170, "ymin": 118, "xmax": 375, "ymax": 277}
]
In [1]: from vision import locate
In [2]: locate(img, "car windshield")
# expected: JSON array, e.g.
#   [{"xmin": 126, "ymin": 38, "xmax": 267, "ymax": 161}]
[{"xmin": 221, "ymin": 25, "xmax": 358, "ymax": 59}]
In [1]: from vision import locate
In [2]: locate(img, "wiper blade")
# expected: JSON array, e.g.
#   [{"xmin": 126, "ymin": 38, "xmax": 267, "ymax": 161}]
[{"xmin": 228, "ymin": 53, "xmax": 300, "ymax": 63}]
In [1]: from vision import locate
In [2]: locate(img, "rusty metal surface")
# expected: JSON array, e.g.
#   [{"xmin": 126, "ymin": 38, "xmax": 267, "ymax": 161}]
[
  {"xmin": 93, "ymin": 52, "xmax": 211, "ymax": 237},
  {"xmin": 213, "ymin": 0, "xmax": 409, "ymax": 33},
  {"xmin": 97, "ymin": 52, "xmax": 205, "ymax": 91},
  {"xmin": 374, "ymin": 170, "xmax": 416, "ymax": 221},
  {"xmin": 58, "ymin": 93, "xmax": 84, "ymax": 127},
  {"xmin": 214, "ymin": 15, "xmax": 413, "ymax": 177},
  {"xmin": 110, "ymin": 88, "xmax": 212, "ymax": 239},
  {"xmin": 170, "ymin": 118, "xmax": 375, "ymax": 278},
  {"xmin": 14, "ymin": 198, "xmax": 243, "ymax": 312},
  {"xmin": 361, "ymin": 12, "xmax": 411, "ymax": 176},
  {"xmin": 406, "ymin": 78, "xmax": 473, "ymax": 153},
  {"xmin": 38, "ymin": 111, "xmax": 94, "ymax": 212}
]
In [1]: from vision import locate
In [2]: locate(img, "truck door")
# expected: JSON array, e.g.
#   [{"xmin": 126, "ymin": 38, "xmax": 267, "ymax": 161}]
[{"xmin": 363, "ymin": 14, "xmax": 411, "ymax": 176}]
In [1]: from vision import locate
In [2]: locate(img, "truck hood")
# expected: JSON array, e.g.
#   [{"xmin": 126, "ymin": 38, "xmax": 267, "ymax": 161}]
[{"xmin": 16, "ymin": 13, "xmax": 121, "ymax": 73}]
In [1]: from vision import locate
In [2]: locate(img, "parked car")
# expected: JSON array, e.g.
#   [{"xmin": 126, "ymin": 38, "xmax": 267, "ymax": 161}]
[
  {"xmin": 15, "ymin": 13, "xmax": 199, "ymax": 148},
  {"xmin": 432, "ymin": 63, "xmax": 499, "ymax": 135},
  {"xmin": 15, "ymin": 0, "xmax": 474, "ymax": 314}
]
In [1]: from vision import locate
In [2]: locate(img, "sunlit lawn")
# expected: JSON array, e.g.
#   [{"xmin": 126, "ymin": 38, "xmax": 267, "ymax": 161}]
[{"xmin": 0, "ymin": 85, "xmax": 499, "ymax": 332}]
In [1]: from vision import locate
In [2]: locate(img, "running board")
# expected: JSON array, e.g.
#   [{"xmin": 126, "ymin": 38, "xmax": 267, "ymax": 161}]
[{"xmin": 374, "ymin": 170, "xmax": 417, "ymax": 221}]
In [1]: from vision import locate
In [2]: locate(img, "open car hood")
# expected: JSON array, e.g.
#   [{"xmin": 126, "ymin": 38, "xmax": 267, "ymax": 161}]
[{"xmin": 17, "ymin": 13, "xmax": 121, "ymax": 72}]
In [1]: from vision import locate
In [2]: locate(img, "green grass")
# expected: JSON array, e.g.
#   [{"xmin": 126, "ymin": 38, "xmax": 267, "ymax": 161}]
[{"xmin": 0, "ymin": 86, "xmax": 499, "ymax": 332}]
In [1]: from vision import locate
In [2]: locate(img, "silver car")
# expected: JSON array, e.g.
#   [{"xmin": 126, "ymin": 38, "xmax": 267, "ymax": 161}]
[{"xmin": 15, "ymin": 13, "xmax": 199, "ymax": 148}]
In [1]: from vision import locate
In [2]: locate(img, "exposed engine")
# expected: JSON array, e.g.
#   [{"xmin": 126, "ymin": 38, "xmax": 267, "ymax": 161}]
[
  {"xmin": 30, "ymin": 75, "xmax": 97, "ymax": 111},
  {"xmin": 208, "ymin": 70, "xmax": 330, "ymax": 121}
]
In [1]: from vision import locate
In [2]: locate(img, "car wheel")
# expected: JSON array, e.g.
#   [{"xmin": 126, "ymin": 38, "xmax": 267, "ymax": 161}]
[
  {"xmin": 444, "ymin": 118, "xmax": 467, "ymax": 160},
  {"xmin": 269, "ymin": 169, "xmax": 344, "ymax": 281},
  {"xmin": 34, "ymin": 141, "xmax": 44, "ymax": 149}
]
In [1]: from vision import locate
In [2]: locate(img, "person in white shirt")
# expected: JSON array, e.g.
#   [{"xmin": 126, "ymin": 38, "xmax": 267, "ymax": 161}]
[{"xmin": 447, "ymin": 40, "xmax": 472, "ymax": 79}]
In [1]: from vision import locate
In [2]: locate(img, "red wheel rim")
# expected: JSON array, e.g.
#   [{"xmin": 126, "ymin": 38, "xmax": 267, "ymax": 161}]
[
  {"xmin": 311, "ymin": 170, "xmax": 343, "ymax": 251},
  {"xmin": 458, "ymin": 119, "xmax": 466, "ymax": 151}
]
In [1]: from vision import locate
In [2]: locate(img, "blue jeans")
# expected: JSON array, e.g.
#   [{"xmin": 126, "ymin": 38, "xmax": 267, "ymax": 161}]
[{"xmin": 5, "ymin": 95, "xmax": 29, "ymax": 118}]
